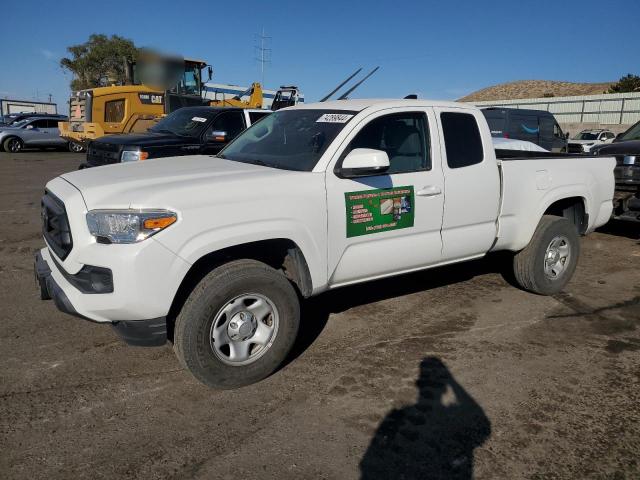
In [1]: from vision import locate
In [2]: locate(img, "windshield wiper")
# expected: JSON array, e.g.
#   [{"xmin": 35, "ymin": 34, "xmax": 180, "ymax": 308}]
[{"xmin": 152, "ymin": 128, "xmax": 176, "ymax": 135}]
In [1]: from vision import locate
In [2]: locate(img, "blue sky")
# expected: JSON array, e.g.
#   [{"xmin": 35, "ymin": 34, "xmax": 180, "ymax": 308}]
[{"xmin": 1, "ymin": 0, "xmax": 638, "ymax": 112}]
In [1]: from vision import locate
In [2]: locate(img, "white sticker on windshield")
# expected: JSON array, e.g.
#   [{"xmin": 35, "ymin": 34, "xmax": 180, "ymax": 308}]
[
  {"xmin": 316, "ymin": 113, "xmax": 354, "ymax": 123},
  {"xmin": 191, "ymin": 116, "xmax": 208, "ymax": 123}
]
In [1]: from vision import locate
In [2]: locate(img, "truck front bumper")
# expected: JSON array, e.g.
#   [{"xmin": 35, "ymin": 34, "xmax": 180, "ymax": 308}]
[{"xmin": 34, "ymin": 250, "xmax": 168, "ymax": 346}]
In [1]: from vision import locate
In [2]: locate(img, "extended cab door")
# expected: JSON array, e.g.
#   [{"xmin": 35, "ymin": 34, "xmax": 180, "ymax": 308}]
[
  {"xmin": 434, "ymin": 108, "xmax": 500, "ymax": 261},
  {"xmin": 326, "ymin": 108, "xmax": 445, "ymax": 286}
]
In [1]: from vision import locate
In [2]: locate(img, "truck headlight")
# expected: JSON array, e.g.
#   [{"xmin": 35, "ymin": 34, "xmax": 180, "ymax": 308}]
[
  {"xmin": 86, "ymin": 210, "xmax": 177, "ymax": 244},
  {"xmin": 121, "ymin": 150, "xmax": 149, "ymax": 162}
]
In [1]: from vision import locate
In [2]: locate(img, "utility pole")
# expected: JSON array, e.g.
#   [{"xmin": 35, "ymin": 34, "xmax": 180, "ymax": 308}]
[{"xmin": 254, "ymin": 28, "xmax": 272, "ymax": 86}]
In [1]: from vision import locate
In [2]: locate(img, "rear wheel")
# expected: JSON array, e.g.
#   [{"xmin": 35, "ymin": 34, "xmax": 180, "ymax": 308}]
[
  {"xmin": 3, "ymin": 137, "xmax": 23, "ymax": 153},
  {"xmin": 513, "ymin": 215, "xmax": 580, "ymax": 295},
  {"xmin": 68, "ymin": 141, "xmax": 84, "ymax": 153},
  {"xmin": 173, "ymin": 259, "xmax": 300, "ymax": 389}
]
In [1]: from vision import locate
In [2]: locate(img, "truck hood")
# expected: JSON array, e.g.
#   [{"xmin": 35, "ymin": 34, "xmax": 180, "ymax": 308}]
[
  {"xmin": 592, "ymin": 140, "xmax": 640, "ymax": 156},
  {"xmin": 94, "ymin": 131, "xmax": 197, "ymax": 148},
  {"xmin": 60, "ymin": 155, "xmax": 303, "ymax": 209},
  {"xmin": 569, "ymin": 139, "xmax": 600, "ymax": 145}
]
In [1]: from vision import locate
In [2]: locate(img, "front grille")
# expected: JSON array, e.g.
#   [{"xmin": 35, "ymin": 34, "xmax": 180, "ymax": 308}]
[
  {"xmin": 87, "ymin": 142, "xmax": 121, "ymax": 166},
  {"xmin": 69, "ymin": 95, "xmax": 89, "ymax": 122},
  {"xmin": 567, "ymin": 143, "xmax": 584, "ymax": 154},
  {"xmin": 42, "ymin": 191, "xmax": 73, "ymax": 260}
]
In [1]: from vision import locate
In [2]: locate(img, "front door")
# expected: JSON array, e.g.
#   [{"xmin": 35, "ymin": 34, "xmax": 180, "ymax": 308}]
[
  {"xmin": 201, "ymin": 110, "xmax": 246, "ymax": 155},
  {"xmin": 326, "ymin": 108, "xmax": 445, "ymax": 286}
]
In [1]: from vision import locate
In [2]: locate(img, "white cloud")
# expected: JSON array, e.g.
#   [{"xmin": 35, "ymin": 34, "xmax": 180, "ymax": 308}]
[{"xmin": 41, "ymin": 49, "xmax": 55, "ymax": 60}]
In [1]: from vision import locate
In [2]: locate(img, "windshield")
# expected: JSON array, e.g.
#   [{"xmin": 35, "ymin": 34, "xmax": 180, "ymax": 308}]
[
  {"xmin": 575, "ymin": 132, "xmax": 599, "ymax": 140},
  {"xmin": 149, "ymin": 109, "xmax": 215, "ymax": 137},
  {"xmin": 219, "ymin": 109, "xmax": 357, "ymax": 171},
  {"xmin": 619, "ymin": 121, "xmax": 640, "ymax": 141}
]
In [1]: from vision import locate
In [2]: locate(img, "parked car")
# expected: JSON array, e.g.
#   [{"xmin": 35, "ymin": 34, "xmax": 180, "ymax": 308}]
[
  {"xmin": 481, "ymin": 107, "xmax": 567, "ymax": 152},
  {"xmin": 0, "ymin": 116, "xmax": 80, "ymax": 153},
  {"xmin": 591, "ymin": 119, "xmax": 640, "ymax": 222},
  {"xmin": 81, "ymin": 106, "xmax": 271, "ymax": 168},
  {"xmin": 35, "ymin": 99, "xmax": 615, "ymax": 389},
  {"xmin": 567, "ymin": 129, "xmax": 616, "ymax": 153}
]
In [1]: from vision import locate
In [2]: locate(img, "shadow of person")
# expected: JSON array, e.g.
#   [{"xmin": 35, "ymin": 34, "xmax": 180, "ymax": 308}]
[{"xmin": 360, "ymin": 357, "xmax": 491, "ymax": 480}]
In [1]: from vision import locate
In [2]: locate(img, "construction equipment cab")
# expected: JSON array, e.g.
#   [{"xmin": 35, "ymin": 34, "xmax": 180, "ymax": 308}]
[{"xmin": 59, "ymin": 58, "xmax": 211, "ymax": 146}]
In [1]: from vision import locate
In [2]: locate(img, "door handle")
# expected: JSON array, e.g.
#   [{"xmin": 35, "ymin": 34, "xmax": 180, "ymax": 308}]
[{"xmin": 416, "ymin": 185, "xmax": 442, "ymax": 197}]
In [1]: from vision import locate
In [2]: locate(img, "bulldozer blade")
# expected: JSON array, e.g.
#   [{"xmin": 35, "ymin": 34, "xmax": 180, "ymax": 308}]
[
  {"xmin": 337, "ymin": 67, "xmax": 379, "ymax": 100},
  {"xmin": 319, "ymin": 68, "xmax": 362, "ymax": 102}
]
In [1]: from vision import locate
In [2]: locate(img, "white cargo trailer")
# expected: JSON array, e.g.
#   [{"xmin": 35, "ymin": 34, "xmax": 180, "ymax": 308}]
[{"xmin": 0, "ymin": 99, "xmax": 57, "ymax": 116}]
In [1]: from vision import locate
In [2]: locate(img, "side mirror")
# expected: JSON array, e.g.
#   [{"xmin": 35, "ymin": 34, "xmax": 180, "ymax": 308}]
[
  {"xmin": 615, "ymin": 133, "xmax": 624, "ymax": 140},
  {"xmin": 206, "ymin": 130, "xmax": 227, "ymax": 143},
  {"xmin": 340, "ymin": 148, "xmax": 390, "ymax": 177},
  {"xmin": 207, "ymin": 66, "xmax": 213, "ymax": 82},
  {"xmin": 564, "ymin": 132, "xmax": 570, "ymax": 139},
  {"xmin": 25, "ymin": 124, "xmax": 34, "ymax": 130}
]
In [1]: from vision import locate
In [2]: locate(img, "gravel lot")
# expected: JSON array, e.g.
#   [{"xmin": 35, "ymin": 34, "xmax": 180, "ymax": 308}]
[{"xmin": 1, "ymin": 150, "xmax": 639, "ymax": 480}]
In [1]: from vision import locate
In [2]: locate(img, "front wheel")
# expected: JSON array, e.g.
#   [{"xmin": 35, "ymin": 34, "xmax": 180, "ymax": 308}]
[
  {"xmin": 68, "ymin": 141, "xmax": 85, "ymax": 153},
  {"xmin": 512, "ymin": 215, "xmax": 580, "ymax": 295},
  {"xmin": 3, "ymin": 137, "xmax": 23, "ymax": 153},
  {"xmin": 173, "ymin": 259, "xmax": 300, "ymax": 389}
]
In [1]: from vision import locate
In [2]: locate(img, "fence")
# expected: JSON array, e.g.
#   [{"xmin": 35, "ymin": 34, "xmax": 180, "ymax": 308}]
[{"xmin": 471, "ymin": 91, "xmax": 640, "ymax": 126}]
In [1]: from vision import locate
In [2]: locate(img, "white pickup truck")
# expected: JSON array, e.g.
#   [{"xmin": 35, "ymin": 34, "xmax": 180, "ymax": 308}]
[{"xmin": 35, "ymin": 99, "xmax": 615, "ymax": 388}]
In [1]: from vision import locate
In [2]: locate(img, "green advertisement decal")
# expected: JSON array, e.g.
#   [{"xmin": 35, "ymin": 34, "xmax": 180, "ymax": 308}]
[{"xmin": 345, "ymin": 186, "xmax": 414, "ymax": 237}]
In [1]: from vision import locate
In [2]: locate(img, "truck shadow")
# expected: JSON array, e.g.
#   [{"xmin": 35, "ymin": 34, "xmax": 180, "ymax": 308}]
[
  {"xmin": 597, "ymin": 219, "xmax": 640, "ymax": 241},
  {"xmin": 359, "ymin": 356, "xmax": 491, "ymax": 480},
  {"xmin": 288, "ymin": 253, "xmax": 514, "ymax": 364}
]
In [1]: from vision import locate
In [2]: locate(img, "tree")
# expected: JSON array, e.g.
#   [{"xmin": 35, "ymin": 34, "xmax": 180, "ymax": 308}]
[
  {"xmin": 60, "ymin": 34, "xmax": 139, "ymax": 91},
  {"xmin": 607, "ymin": 74, "xmax": 640, "ymax": 94}
]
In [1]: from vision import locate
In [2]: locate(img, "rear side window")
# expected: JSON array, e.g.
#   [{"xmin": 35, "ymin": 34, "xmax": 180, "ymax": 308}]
[
  {"xmin": 440, "ymin": 112, "xmax": 483, "ymax": 168},
  {"xmin": 104, "ymin": 99, "xmax": 125, "ymax": 123}
]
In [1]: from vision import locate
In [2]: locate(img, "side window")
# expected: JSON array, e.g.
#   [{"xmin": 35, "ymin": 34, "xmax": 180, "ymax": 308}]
[
  {"xmin": 32, "ymin": 119, "xmax": 49, "ymax": 129},
  {"xmin": 104, "ymin": 99, "xmax": 125, "ymax": 123},
  {"xmin": 346, "ymin": 112, "xmax": 430, "ymax": 174},
  {"xmin": 46, "ymin": 119, "xmax": 60, "ymax": 129},
  {"xmin": 440, "ymin": 112, "xmax": 484, "ymax": 169},
  {"xmin": 249, "ymin": 111, "xmax": 270, "ymax": 124},
  {"xmin": 210, "ymin": 111, "xmax": 246, "ymax": 139}
]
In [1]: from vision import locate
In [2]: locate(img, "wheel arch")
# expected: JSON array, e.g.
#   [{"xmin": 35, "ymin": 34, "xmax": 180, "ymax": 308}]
[{"xmin": 166, "ymin": 238, "xmax": 313, "ymax": 341}]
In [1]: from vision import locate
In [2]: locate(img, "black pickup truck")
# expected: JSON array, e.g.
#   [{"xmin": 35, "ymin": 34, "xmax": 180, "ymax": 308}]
[
  {"xmin": 81, "ymin": 106, "xmax": 270, "ymax": 168},
  {"xmin": 592, "ymin": 120, "xmax": 640, "ymax": 222}
]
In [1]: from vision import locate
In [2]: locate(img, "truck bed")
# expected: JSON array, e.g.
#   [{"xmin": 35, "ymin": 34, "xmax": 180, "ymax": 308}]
[{"xmin": 493, "ymin": 152, "xmax": 616, "ymax": 252}]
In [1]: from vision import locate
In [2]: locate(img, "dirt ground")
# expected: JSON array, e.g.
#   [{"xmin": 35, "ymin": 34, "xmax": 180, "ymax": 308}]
[{"xmin": 1, "ymin": 150, "xmax": 639, "ymax": 480}]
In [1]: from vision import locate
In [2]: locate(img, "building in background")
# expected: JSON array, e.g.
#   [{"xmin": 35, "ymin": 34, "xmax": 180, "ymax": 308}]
[
  {"xmin": 471, "ymin": 91, "xmax": 640, "ymax": 136},
  {"xmin": 204, "ymin": 83, "xmax": 304, "ymax": 110},
  {"xmin": 0, "ymin": 99, "xmax": 57, "ymax": 116}
]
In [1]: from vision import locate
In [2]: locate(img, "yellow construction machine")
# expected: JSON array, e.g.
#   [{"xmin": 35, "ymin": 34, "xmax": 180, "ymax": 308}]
[{"xmin": 59, "ymin": 57, "xmax": 212, "ymax": 147}]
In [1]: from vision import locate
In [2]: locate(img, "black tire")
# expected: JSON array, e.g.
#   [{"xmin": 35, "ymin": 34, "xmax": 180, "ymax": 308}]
[
  {"xmin": 513, "ymin": 215, "xmax": 580, "ymax": 295},
  {"xmin": 3, "ymin": 137, "xmax": 23, "ymax": 153},
  {"xmin": 68, "ymin": 141, "xmax": 85, "ymax": 153},
  {"xmin": 173, "ymin": 259, "xmax": 300, "ymax": 389}
]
